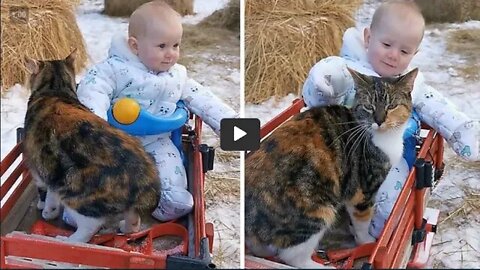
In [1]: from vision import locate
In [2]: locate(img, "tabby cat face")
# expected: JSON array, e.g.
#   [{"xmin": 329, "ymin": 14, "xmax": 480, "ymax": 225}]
[
  {"xmin": 25, "ymin": 49, "xmax": 77, "ymax": 92},
  {"xmin": 349, "ymin": 68, "xmax": 418, "ymax": 132}
]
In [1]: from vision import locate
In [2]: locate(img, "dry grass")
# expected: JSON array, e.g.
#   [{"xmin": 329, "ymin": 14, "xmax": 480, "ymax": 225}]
[
  {"xmin": 0, "ymin": 0, "xmax": 88, "ymax": 92},
  {"xmin": 164, "ymin": 0, "xmax": 194, "ymax": 16},
  {"xmin": 199, "ymin": 0, "xmax": 240, "ymax": 32},
  {"xmin": 205, "ymin": 171, "xmax": 240, "ymax": 203},
  {"xmin": 437, "ymin": 189, "xmax": 480, "ymax": 226},
  {"xmin": 103, "ymin": 0, "xmax": 193, "ymax": 17},
  {"xmin": 178, "ymin": 24, "xmax": 239, "ymax": 69},
  {"xmin": 245, "ymin": 0, "xmax": 362, "ymax": 104},
  {"xmin": 215, "ymin": 150, "xmax": 240, "ymax": 163},
  {"xmin": 205, "ymin": 150, "xmax": 240, "ymax": 202},
  {"xmin": 446, "ymin": 29, "xmax": 480, "ymax": 81},
  {"xmin": 414, "ymin": 0, "xmax": 480, "ymax": 23}
]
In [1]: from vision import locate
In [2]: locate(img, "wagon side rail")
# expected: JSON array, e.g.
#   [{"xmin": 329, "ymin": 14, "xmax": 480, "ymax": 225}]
[
  {"xmin": 1, "ymin": 128, "xmax": 34, "ymax": 229},
  {"xmin": 364, "ymin": 125, "xmax": 443, "ymax": 269}
]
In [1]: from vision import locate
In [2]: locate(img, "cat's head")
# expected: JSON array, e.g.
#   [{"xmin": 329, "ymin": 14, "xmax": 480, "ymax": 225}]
[
  {"xmin": 349, "ymin": 68, "xmax": 418, "ymax": 132},
  {"xmin": 25, "ymin": 49, "xmax": 77, "ymax": 93}
]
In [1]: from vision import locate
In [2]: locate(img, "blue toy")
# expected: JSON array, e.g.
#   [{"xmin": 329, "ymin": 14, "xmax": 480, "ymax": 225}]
[
  {"xmin": 107, "ymin": 98, "xmax": 189, "ymax": 163},
  {"xmin": 107, "ymin": 99, "xmax": 189, "ymax": 136}
]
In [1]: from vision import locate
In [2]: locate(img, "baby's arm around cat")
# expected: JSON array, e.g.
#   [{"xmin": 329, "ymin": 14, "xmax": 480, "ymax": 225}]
[
  {"xmin": 77, "ymin": 60, "xmax": 116, "ymax": 120},
  {"xmin": 302, "ymin": 56, "xmax": 354, "ymax": 107}
]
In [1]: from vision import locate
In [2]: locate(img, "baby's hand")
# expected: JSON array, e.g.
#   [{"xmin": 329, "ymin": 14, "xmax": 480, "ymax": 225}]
[
  {"xmin": 308, "ymin": 56, "xmax": 351, "ymax": 99},
  {"xmin": 312, "ymin": 72, "xmax": 335, "ymax": 97}
]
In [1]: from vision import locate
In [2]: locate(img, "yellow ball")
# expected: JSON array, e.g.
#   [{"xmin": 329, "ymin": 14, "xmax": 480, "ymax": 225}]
[{"xmin": 112, "ymin": 98, "xmax": 141, "ymax": 124}]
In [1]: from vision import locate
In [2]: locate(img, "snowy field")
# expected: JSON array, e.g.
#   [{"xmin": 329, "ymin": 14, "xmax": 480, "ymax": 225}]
[
  {"xmin": 1, "ymin": 0, "xmax": 240, "ymax": 268},
  {"xmin": 245, "ymin": 0, "xmax": 479, "ymax": 268}
]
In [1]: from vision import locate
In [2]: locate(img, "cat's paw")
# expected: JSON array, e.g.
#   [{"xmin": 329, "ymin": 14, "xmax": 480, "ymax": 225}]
[
  {"xmin": 55, "ymin": 233, "xmax": 91, "ymax": 243},
  {"xmin": 354, "ymin": 231, "xmax": 376, "ymax": 245},
  {"xmin": 118, "ymin": 220, "xmax": 126, "ymax": 234},
  {"xmin": 37, "ymin": 200, "xmax": 45, "ymax": 210},
  {"xmin": 302, "ymin": 259, "xmax": 336, "ymax": 269},
  {"xmin": 55, "ymin": 235, "xmax": 70, "ymax": 241},
  {"xmin": 42, "ymin": 206, "xmax": 60, "ymax": 220},
  {"xmin": 119, "ymin": 219, "xmax": 141, "ymax": 234}
]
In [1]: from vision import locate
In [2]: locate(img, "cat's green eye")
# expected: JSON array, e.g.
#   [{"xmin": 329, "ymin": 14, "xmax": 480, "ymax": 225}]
[
  {"xmin": 386, "ymin": 104, "xmax": 397, "ymax": 110},
  {"xmin": 363, "ymin": 104, "xmax": 374, "ymax": 112}
]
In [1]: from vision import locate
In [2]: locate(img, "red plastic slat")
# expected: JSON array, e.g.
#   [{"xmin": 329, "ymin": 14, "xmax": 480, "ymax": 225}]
[
  {"xmin": 1, "ymin": 143, "xmax": 22, "ymax": 177},
  {"xmin": 1, "ymin": 172, "xmax": 32, "ymax": 223},
  {"xmin": 1, "ymin": 160, "xmax": 27, "ymax": 200}
]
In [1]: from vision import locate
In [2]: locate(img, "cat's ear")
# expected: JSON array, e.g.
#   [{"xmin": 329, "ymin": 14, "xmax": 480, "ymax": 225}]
[
  {"xmin": 25, "ymin": 57, "xmax": 40, "ymax": 75},
  {"xmin": 398, "ymin": 68, "xmax": 418, "ymax": 92},
  {"xmin": 66, "ymin": 48, "xmax": 77, "ymax": 68},
  {"xmin": 347, "ymin": 67, "xmax": 372, "ymax": 86}
]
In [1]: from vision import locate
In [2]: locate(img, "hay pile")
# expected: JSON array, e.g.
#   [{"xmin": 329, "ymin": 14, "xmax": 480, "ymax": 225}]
[
  {"xmin": 245, "ymin": 0, "xmax": 362, "ymax": 104},
  {"xmin": 414, "ymin": 0, "xmax": 480, "ymax": 23},
  {"xmin": 199, "ymin": 0, "xmax": 240, "ymax": 32},
  {"xmin": 1, "ymin": 0, "xmax": 88, "ymax": 92},
  {"xmin": 104, "ymin": 0, "xmax": 194, "ymax": 17}
]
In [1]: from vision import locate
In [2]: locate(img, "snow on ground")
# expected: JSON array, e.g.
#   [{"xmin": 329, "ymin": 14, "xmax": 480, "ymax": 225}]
[
  {"xmin": 1, "ymin": 0, "xmax": 240, "ymax": 268},
  {"xmin": 246, "ymin": 0, "xmax": 480, "ymax": 268}
]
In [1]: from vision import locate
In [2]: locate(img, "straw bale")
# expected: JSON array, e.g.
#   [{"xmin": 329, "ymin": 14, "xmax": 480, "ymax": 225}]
[
  {"xmin": 414, "ymin": 0, "xmax": 480, "ymax": 23},
  {"xmin": 199, "ymin": 0, "xmax": 240, "ymax": 32},
  {"xmin": 245, "ymin": 0, "xmax": 362, "ymax": 104},
  {"xmin": 104, "ymin": 0, "xmax": 194, "ymax": 17},
  {"xmin": 1, "ymin": 0, "xmax": 87, "ymax": 92}
]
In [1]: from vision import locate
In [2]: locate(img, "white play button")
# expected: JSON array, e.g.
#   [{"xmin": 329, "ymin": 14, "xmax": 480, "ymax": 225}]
[
  {"xmin": 220, "ymin": 118, "xmax": 260, "ymax": 151},
  {"xmin": 233, "ymin": 126, "xmax": 247, "ymax": 141}
]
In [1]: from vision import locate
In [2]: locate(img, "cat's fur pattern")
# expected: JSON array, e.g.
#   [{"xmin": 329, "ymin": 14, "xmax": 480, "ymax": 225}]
[
  {"xmin": 245, "ymin": 68, "xmax": 418, "ymax": 268},
  {"xmin": 23, "ymin": 50, "xmax": 160, "ymax": 242}
]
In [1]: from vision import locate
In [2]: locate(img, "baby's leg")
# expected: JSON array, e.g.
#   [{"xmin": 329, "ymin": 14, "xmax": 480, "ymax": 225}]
[
  {"xmin": 56, "ymin": 206, "xmax": 105, "ymax": 243},
  {"xmin": 42, "ymin": 189, "xmax": 61, "ymax": 220},
  {"xmin": 277, "ymin": 229, "xmax": 334, "ymax": 269},
  {"xmin": 145, "ymin": 137, "xmax": 193, "ymax": 221},
  {"xmin": 369, "ymin": 158, "xmax": 409, "ymax": 238}
]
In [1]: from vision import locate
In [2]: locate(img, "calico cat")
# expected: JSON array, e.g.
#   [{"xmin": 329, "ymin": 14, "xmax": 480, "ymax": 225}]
[
  {"xmin": 245, "ymin": 68, "xmax": 418, "ymax": 268},
  {"xmin": 23, "ymin": 50, "xmax": 160, "ymax": 243}
]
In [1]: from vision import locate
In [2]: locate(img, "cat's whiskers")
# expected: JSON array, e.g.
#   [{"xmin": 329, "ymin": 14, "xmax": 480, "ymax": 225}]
[
  {"xmin": 329, "ymin": 124, "xmax": 365, "ymax": 148},
  {"xmin": 346, "ymin": 124, "xmax": 370, "ymax": 161},
  {"xmin": 331, "ymin": 120, "xmax": 361, "ymax": 126},
  {"xmin": 362, "ymin": 126, "xmax": 373, "ymax": 162},
  {"xmin": 350, "ymin": 126, "xmax": 369, "ymax": 160},
  {"xmin": 337, "ymin": 124, "xmax": 367, "ymax": 151}
]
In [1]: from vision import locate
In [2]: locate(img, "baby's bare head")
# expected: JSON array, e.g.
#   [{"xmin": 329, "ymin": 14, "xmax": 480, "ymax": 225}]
[
  {"xmin": 128, "ymin": 1, "xmax": 182, "ymax": 39},
  {"xmin": 370, "ymin": 0, "xmax": 425, "ymax": 45}
]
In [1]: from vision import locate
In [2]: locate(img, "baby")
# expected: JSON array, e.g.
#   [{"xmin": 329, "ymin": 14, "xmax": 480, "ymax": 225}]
[
  {"xmin": 76, "ymin": 1, "xmax": 238, "ymax": 222},
  {"xmin": 303, "ymin": 0, "xmax": 479, "ymax": 239}
]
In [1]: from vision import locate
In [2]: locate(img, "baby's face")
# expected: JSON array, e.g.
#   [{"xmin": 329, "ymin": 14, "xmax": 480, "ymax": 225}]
[
  {"xmin": 364, "ymin": 17, "xmax": 423, "ymax": 77},
  {"xmin": 135, "ymin": 22, "xmax": 182, "ymax": 73}
]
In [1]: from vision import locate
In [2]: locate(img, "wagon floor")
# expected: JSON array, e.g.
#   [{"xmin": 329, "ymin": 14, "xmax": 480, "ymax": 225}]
[{"xmin": 8, "ymin": 189, "xmax": 183, "ymax": 251}]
